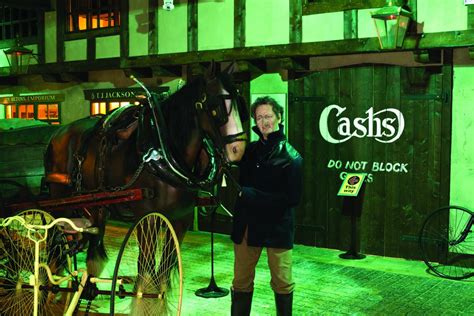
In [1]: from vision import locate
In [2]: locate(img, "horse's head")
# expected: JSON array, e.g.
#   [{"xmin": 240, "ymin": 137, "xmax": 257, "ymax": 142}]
[{"xmin": 196, "ymin": 65, "xmax": 248, "ymax": 164}]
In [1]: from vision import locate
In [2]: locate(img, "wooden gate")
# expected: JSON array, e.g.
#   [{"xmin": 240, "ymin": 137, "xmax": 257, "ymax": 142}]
[{"xmin": 288, "ymin": 63, "xmax": 452, "ymax": 259}]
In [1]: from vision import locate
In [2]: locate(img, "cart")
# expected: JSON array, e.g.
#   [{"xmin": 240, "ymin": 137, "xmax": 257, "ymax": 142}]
[{"xmin": 0, "ymin": 188, "xmax": 183, "ymax": 316}]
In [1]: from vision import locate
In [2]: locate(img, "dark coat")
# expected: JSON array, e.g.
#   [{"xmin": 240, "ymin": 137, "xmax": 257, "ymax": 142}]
[{"xmin": 231, "ymin": 125, "xmax": 303, "ymax": 249}]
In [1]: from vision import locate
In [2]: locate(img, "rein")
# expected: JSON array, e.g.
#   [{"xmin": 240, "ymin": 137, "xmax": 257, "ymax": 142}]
[{"xmin": 131, "ymin": 76, "xmax": 223, "ymax": 191}]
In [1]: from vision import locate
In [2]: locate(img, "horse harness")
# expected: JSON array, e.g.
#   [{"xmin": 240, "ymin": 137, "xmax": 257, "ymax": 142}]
[{"xmin": 46, "ymin": 88, "xmax": 243, "ymax": 195}]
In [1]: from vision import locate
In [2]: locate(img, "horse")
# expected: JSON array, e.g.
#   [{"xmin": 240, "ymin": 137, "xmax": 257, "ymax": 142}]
[{"xmin": 42, "ymin": 66, "xmax": 248, "ymax": 313}]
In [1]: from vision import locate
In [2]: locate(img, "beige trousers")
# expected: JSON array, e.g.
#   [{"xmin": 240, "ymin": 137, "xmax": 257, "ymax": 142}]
[{"xmin": 232, "ymin": 228, "xmax": 294, "ymax": 294}]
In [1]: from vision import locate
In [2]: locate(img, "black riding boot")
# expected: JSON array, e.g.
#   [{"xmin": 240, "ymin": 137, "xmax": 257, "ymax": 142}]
[
  {"xmin": 231, "ymin": 289, "xmax": 253, "ymax": 316},
  {"xmin": 275, "ymin": 292, "xmax": 293, "ymax": 316}
]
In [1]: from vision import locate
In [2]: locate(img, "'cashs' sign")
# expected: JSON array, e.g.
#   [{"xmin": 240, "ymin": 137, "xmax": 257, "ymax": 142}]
[{"xmin": 319, "ymin": 105, "xmax": 405, "ymax": 144}]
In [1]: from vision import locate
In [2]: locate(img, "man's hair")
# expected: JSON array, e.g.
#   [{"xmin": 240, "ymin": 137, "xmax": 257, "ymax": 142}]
[{"xmin": 250, "ymin": 96, "xmax": 284, "ymax": 122}]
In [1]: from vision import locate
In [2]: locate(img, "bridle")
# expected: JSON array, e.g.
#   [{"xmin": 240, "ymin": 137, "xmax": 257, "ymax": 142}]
[{"xmin": 131, "ymin": 75, "xmax": 246, "ymax": 193}]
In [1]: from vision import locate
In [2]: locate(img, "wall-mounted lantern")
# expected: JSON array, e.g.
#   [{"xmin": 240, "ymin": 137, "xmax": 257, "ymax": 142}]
[
  {"xmin": 163, "ymin": 0, "xmax": 174, "ymax": 10},
  {"xmin": 371, "ymin": 0, "xmax": 413, "ymax": 50},
  {"xmin": 3, "ymin": 37, "xmax": 35, "ymax": 75}
]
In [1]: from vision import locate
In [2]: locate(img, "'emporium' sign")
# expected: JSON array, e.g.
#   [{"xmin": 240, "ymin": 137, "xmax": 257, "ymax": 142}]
[{"xmin": 319, "ymin": 105, "xmax": 405, "ymax": 144}]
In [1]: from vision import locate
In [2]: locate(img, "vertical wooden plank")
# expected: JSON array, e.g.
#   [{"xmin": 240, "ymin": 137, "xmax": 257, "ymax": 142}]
[
  {"xmin": 120, "ymin": 0, "xmax": 130, "ymax": 59},
  {"xmin": 347, "ymin": 66, "xmax": 373, "ymax": 253},
  {"xmin": 469, "ymin": 5, "xmax": 474, "ymax": 29},
  {"xmin": 56, "ymin": 0, "xmax": 66, "ymax": 63},
  {"xmin": 384, "ymin": 65, "xmax": 401, "ymax": 257},
  {"xmin": 343, "ymin": 9, "xmax": 357, "ymax": 39},
  {"xmin": 148, "ymin": 0, "xmax": 158, "ymax": 55},
  {"xmin": 234, "ymin": 0, "xmax": 246, "ymax": 48},
  {"xmin": 289, "ymin": 0, "xmax": 302, "ymax": 43},
  {"xmin": 320, "ymin": 69, "xmax": 340, "ymax": 248},
  {"xmin": 362, "ymin": 65, "xmax": 388, "ymax": 256},
  {"xmin": 87, "ymin": 37, "xmax": 95, "ymax": 61},
  {"xmin": 187, "ymin": 0, "xmax": 198, "ymax": 52},
  {"xmin": 440, "ymin": 49, "xmax": 453, "ymax": 206},
  {"xmin": 407, "ymin": 0, "xmax": 417, "ymax": 21}
]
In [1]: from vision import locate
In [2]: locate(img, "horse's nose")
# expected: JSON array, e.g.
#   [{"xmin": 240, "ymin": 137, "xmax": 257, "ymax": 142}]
[{"xmin": 225, "ymin": 141, "xmax": 246, "ymax": 162}]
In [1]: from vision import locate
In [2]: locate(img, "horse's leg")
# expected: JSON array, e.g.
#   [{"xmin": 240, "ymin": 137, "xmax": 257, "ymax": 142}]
[
  {"xmin": 86, "ymin": 207, "xmax": 108, "ymax": 276},
  {"xmin": 155, "ymin": 213, "xmax": 193, "ymax": 290}
]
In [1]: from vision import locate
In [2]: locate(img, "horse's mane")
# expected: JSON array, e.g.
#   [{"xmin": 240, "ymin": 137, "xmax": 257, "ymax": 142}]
[{"xmin": 160, "ymin": 76, "xmax": 207, "ymax": 158}]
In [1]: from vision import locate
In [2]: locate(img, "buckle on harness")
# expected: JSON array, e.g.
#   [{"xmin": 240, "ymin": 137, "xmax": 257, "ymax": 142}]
[{"xmin": 143, "ymin": 148, "xmax": 162, "ymax": 163}]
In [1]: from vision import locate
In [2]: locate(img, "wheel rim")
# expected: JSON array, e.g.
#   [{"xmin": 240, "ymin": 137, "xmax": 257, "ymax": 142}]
[
  {"xmin": 111, "ymin": 212, "xmax": 183, "ymax": 315},
  {"xmin": 0, "ymin": 209, "xmax": 72, "ymax": 315},
  {"xmin": 419, "ymin": 206, "xmax": 474, "ymax": 280}
]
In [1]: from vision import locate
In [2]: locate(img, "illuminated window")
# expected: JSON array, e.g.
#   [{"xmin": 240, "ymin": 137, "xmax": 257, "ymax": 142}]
[
  {"xmin": 91, "ymin": 102, "xmax": 107, "ymax": 115},
  {"xmin": 91, "ymin": 101, "xmax": 134, "ymax": 115},
  {"xmin": 4, "ymin": 103, "xmax": 60, "ymax": 123},
  {"xmin": 37, "ymin": 104, "xmax": 59, "ymax": 120},
  {"xmin": 66, "ymin": 0, "xmax": 120, "ymax": 33},
  {"xmin": 18, "ymin": 104, "xmax": 34, "ymax": 119}
]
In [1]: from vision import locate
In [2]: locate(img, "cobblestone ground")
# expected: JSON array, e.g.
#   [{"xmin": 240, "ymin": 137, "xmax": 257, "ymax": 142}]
[
  {"xmin": 78, "ymin": 226, "xmax": 473, "ymax": 315},
  {"xmin": 179, "ymin": 231, "xmax": 474, "ymax": 316}
]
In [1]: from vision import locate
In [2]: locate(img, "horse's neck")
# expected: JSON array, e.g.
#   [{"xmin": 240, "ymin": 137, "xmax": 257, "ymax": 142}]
[{"xmin": 164, "ymin": 120, "xmax": 203, "ymax": 175}]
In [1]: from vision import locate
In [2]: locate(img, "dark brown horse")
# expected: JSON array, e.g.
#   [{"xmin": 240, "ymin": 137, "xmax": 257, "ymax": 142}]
[{"xmin": 44, "ymin": 67, "xmax": 248, "ymax": 286}]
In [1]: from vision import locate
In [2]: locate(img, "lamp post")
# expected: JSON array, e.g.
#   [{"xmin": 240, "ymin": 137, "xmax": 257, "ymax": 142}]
[
  {"xmin": 371, "ymin": 0, "xmax": 412, "ymax": 50},
  {"xmin": 3, "ymin": 37, "xmax": 35, "ymax": 75}
]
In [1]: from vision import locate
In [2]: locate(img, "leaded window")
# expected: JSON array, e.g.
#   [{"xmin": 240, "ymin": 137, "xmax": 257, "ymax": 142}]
[{"xmin": 66, "ymin": 0, "xmax": 120, "ymax": 33}]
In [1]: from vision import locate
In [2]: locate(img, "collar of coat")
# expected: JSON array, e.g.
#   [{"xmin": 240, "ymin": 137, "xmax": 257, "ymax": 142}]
[{"xmin": 251, "ymin": 124, "xmax": 286, "ymax": 146}]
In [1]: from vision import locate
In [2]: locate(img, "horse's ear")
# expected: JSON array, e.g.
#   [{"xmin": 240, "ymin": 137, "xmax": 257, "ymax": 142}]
[
  {"xmin": 222, "ymin": 61, "xmax": 238, "ymax": 75},
  {"xmin": 206, "ymin": 60, "xmax": 218, "ymax": 80}
]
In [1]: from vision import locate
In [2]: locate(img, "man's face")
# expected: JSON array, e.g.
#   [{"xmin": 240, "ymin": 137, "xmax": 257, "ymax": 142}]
[{"xmin": 255, "ymin": 104, "xmax": 281, "ymax": 140}]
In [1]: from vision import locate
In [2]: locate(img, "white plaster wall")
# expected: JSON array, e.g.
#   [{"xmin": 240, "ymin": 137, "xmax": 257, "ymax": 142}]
[
  {"xmin": 96, "ymin": 35, "xmax": 120, "ymax": 59},
  {"xmin": 245, "ymin": 0, "xmax": 289, "ymax": 47},
  {"xmin": 198, "ymin": 0, "xmax": 233, "ymax": 50},
  {"xmin": 158, "ymin": 1, "xmax": 187, "ymax": 54},
  {"xmin": 129, "ymin": 0, "xmax": 149, "ymax": 57},
  {"xmin": 302, "ymin": 12, "xmax": 344, "ymax": 42},
  {"xmin": 357, "ymin": 8, "xmax": 379, "ymax": 39},
  {"xmin": 417, "ymin": 0, "xmax": 468, "ymax": 33},
  {"xmin": 64, "ymin": 39, "xmax": 87, "ymax": 61},
  {"xmin": 451, "ymin": 66, "xmax": 474, "ymax": 208}
]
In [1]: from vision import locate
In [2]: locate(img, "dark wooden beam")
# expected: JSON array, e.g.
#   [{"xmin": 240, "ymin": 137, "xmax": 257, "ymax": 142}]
[
  {"xmin": 303, "ymin": 0, "xmax": 386, "ymax": 15},
  {"xmin": 123, "ymin": 67, "xmax": 153, "ymax": 78},
  {"xmin": 2, "ymin": 0, "xmax": 52, "ymax": 10},
  {"xmin": 413, "ymin": 49, "xmax": 442, "ymax": 64},
  {"xmin": 152, "ymin": 65, "xmax": 182, "ymax": 77},
  {"xmin": 289, "ymin": 0, "xmax": 302, "ymax": 44},
  {"xmin": 0, "ymin": 76, "xmax": 18, "ymax": 86},
  {"xmin": 10, "ymin": 29, "xmax": 474, "ymax": 79},
  {"xmin": 344, "ymin": 10, "xmax": 358, "ymax": 40},
  {"xmin": 87, "ymin": 37, "xmax": 96, "ymax": 61},
  {"xmin": 235, "ymin": 60, "xmax": 266, "ymax": 74},
  {"xmin": 118, "ymin": 29, "xmax": 474, "ymax": 70},
  {"xmin": 41, "ymin": 72, "xmax": 88, "ymax": 83},
  {"xmin": 234, "ymin": 0, "xmax": 246, "ymax": 48},
  {"xmin": 31, "ymin": 57, "xmax": 121, "ymax": 74},
  {"xmin": 187, "ymin": 0, "xmax": 198, "ymax": 52},
  {"xmin": 149, "ymin": 0, "xmax": 158, "ymax": 55},
  {"xmin": 469, "ymin": 5, "xmax": 474, "ymax": 30}
]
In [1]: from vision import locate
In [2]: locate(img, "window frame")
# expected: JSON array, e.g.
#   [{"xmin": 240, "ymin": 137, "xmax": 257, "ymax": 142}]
[
  {"xmin": 5, "ymin": 102, "xmax": 61, "ymax": 124},
  {"xmin": 0, "ymin": 5, "xmax": 39, "ymax": 41},
  {"xmin": 65, "ymin": 0, "xmax": 121, "ymax": 35}
]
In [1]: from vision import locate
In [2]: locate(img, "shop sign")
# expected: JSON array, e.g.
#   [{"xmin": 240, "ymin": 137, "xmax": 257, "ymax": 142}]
[
  {"xmin": 84, "ymin": 87, "xmax": 169, "ymax": 101},
  {"xmin": 1, "ymin": 94, "xmax": 65, "ymax": 104},
  {"xmin": 319, "ymin": 104, "xmax": 405, "ymax": 144}
]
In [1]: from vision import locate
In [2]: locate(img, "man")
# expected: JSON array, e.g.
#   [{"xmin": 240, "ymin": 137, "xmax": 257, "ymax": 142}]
[{"xmin": 231, "ymin": 96, "xmax": 303, "ymax": 316}]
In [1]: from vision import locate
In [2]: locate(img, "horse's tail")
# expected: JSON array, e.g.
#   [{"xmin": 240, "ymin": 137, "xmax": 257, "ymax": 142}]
[{"xmin": 86, "ymin": 207, "xmax": 109, "ymax": 276}]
